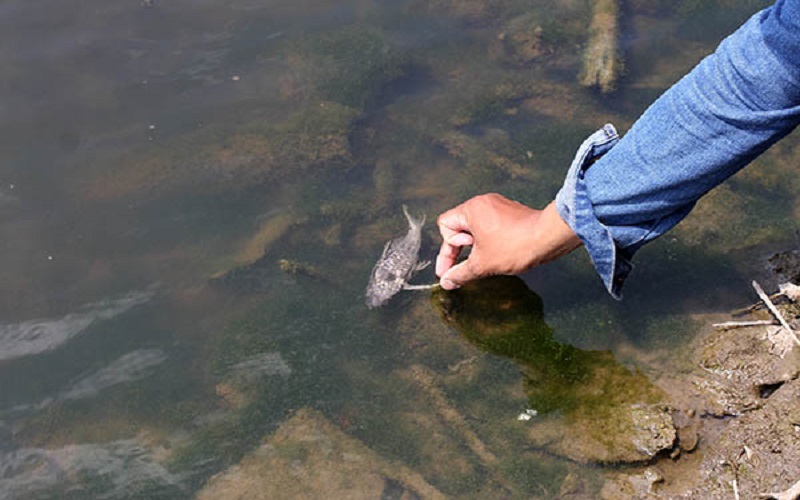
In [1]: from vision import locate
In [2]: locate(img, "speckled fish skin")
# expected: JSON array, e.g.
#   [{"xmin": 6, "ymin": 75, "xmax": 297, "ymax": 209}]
[{"xmin": 365, "ymin": 205, "xmax": 426, "ymax": 309}]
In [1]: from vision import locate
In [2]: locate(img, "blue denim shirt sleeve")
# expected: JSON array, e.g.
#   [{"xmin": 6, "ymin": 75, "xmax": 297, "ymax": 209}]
[{"xmin": 556, "ymin": 0, "xmax": 800, "ymax": 299}]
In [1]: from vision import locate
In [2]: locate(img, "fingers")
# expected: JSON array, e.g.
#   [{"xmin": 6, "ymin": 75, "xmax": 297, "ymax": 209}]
[
  {"xmin": 435, "ymin": 208, "xmax": 471, "ymax": 277},
  {"xmin": 440, "ymin": 258, "xmax": 482, "ymax": 290},
  {"xmin": 435, "ymin": 232, "xmax": 474, "ymax": 278},
  {"xmin": 437, "ymin": 209, "xmax": 470, "ymax": 240}
]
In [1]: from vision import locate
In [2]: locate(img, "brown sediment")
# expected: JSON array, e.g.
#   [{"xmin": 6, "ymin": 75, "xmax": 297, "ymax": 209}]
[
  {"xmin": 603, "ymin": 282, "xmax": 800, "ymax": 498},
  {"xmin": 437, "ymin": 129, "xmax": 541, "ymax": 182},
  {"xmin": 579, "ymin": 0, "xmax": 623, "ymax": 93},
  {"xmin": 84, "ymin": 102, "xmax": 359, "ymax": 201},
  {"xmin": 207, "ymin": 212, "xmax": 307, "ymax": 283},
  {"xmin": 233, "ymin": 213, "xmax": 306, "ymax": 267}
]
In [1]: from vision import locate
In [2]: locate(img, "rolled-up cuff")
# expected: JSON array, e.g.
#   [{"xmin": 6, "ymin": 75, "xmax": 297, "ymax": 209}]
[{"xmin": 555, "ymin": 124, "xmax": 632, "ymax": 299}]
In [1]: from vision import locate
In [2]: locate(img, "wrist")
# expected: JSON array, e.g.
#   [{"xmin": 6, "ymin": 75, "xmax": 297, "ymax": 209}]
[{"xmin": 529, "ymin": 201, "xmax": 582, "ymax": 266}]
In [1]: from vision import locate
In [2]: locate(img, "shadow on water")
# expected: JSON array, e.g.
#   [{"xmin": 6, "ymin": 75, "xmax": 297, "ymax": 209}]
[
  {"xmin": 428, "ymin": 276, "xmax": 676, "ymax": 465},
  {"xmin": 431, "ymin": 275, "xmax": 664, "ymax": 416}
]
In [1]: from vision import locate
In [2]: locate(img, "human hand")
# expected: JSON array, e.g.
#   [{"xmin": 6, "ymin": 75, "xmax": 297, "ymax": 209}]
[{"xmin": 435, "ymin": 193, "xmax": 582, "ymax": 290}]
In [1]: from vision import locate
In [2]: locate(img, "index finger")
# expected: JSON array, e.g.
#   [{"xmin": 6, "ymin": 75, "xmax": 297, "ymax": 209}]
[{"xmin": 435, "ymin": 208, "xmax": 471, "ymax": 277}]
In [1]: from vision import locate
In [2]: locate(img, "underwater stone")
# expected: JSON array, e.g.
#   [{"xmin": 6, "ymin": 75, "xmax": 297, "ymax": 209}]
[
  {"xmin": 195, "ymin": 408, "xmax": 447, "ymax": 500},
  {"xmin": 494, "ymin": 13, "xmax": 545, "ymax": 65}
]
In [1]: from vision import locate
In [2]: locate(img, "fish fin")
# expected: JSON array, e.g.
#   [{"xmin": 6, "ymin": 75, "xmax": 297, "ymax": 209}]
[
  {"xmin": 402, "ymin": 204, "xmax": 426, "ymax": 229},
  {"xmin": 403, "ymin": 283, "xmax": 439, "ymax": 290},
  {"xmin": 378, "ymin": 239, "xmax": 393, "ymax": 259},
  {"xmin": 414, "ymin": 260, "xmax": 431, "ymax": 272}
]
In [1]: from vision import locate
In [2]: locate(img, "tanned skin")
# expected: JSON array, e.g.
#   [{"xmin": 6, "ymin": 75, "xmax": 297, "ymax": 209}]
[{"xmin": 435, "ymin": 194, "xmax": 582, "ymax": 290}]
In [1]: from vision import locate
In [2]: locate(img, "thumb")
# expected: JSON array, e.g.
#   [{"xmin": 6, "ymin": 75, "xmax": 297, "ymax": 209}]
[{"xmin": 440, "ymin": 258, "xmax": 482, "ymax": 290}]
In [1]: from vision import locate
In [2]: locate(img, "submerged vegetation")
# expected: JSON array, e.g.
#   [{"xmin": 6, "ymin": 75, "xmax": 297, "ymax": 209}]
[{"xmin": 432, "ymin": 277, "xmax": 675, "ymax": 464}]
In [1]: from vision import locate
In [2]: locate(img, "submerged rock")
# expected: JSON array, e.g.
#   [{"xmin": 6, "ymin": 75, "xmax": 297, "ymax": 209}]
[
  {"xmin": 432, "ymin": 276, "xmax": 676, "ymax": 464},
  {"xmin": 195, "ymin": 407, "xmax": 446, "ymax": 500},
  {"xmin": 494, "ymin": 13, "xmax": 546, "ymax": 65},
  {"xmin": 769, "ymin": 249, "xmax": 800, "ymax": 285}
]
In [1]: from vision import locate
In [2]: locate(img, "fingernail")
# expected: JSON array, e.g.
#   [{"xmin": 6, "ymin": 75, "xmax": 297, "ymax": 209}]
[{"xmin": 441, "ymin": 279, "xmax": 460, "ymax": 290}]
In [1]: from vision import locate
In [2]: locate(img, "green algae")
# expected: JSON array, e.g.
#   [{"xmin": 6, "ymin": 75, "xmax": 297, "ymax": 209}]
[
  {"xmin": 431, "ymin": 276, "xmax": 676, "ymax": 463},
  {"xmin": 432, "ymin": 276, "xmax": 663, "ymax": 414},
  {"xmin": 85, "ymin": 100, "xmax": 360, "ymax": 201},
  {"xmin": 284, "ymin": 26, "xmax": 407, "ymax": 108}
]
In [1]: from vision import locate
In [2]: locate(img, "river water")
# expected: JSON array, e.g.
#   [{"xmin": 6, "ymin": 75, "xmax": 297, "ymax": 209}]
[{"xmin": 0, "ymin": 0, "xmax": 792, "ymax": 498}]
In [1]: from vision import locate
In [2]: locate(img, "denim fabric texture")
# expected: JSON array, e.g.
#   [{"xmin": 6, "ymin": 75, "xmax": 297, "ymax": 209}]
[{"xmin": 556, "ymin": 0, "xmax": 800, "ymax": 298}]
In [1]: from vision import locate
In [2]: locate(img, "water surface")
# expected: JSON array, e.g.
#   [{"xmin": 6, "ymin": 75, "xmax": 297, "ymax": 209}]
[{"xmin": 0, "ymin": 0, "xmax": 792, "ymax": 497}]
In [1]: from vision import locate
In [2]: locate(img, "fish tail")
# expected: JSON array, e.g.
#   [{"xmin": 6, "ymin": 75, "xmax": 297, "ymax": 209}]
[{"xmin": 402, "ymin": 204, "xmax": 426, "ymax": 229}]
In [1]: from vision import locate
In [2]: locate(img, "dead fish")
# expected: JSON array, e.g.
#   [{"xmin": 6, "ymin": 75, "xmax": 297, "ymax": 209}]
[{"xmin": 365, "ymin": 205, "xmax": 437, "ymax": 309}]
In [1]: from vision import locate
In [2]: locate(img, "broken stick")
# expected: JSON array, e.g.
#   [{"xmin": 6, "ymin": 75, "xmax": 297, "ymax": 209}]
[
  {"xmin": 759, "ymin": 478, "xmax": 800, "ymax": 500},
  {"xmin": 712, "ymin": 320, "xmax": 777, "ymax": 330},
  {"xmin": 752, "ymin": 280, "xmax": 800, "ymax": 347}
]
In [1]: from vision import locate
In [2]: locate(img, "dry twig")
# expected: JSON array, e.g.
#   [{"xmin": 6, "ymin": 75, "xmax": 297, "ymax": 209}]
[
  {"xmin": 752, "ymin": 281, "xmax": 800, "ymax": 347},
  {"xmin": 759, "ymin": 478, "xmax": 800, "ymax": 500},
  {"xmin": 712, "ymin": 320, "xmax": 777, "ymax": 330}
]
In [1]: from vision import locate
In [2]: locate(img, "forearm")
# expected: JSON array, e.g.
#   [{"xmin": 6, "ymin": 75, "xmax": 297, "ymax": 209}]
[
  {"xmin": 588, "ymin": 0, "xmax": 800, "ymax": 232},
  {"xmin": 557, "ymin": 0, "xmax": 800, "ymax": 297}
]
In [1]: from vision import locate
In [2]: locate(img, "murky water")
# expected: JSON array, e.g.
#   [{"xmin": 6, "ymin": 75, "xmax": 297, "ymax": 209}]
[{"xmin": 0, "ymin": 0, "xmax": 792, "ymax": 497}]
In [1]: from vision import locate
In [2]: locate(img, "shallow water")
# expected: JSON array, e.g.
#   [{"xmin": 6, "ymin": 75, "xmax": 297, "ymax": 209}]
[{"xmin": 0, "ymin": 0, "xmax": 791, "ymax": 497}]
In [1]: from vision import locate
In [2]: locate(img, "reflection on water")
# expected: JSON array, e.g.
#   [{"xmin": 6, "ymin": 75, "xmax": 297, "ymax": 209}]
[
  {"xmin": 57, "ymin": 349, "xmax": 167, "ymax": 402},
  {"xmin": 0, "ymin": 0, "xmax": 789, "ymax": 497},
  {"xmin": 4, "ymin": 349, "xmax": 167, "ymax": 417},
  {"xmin": 0, "ymin": 439, "xmax": 183, "ymax": 500},
  {"xmin": 0, "ymin": 291, "xmax": 152, "ymax": 362}
]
